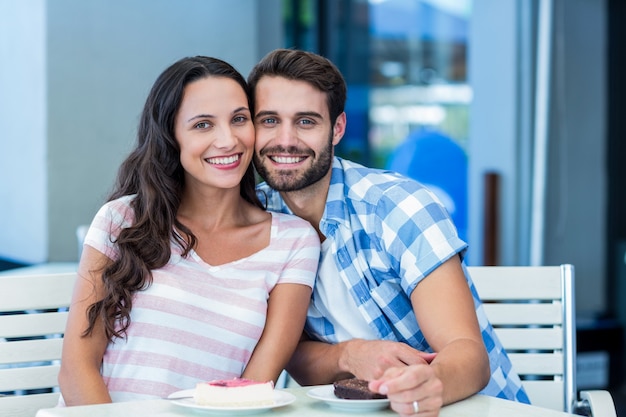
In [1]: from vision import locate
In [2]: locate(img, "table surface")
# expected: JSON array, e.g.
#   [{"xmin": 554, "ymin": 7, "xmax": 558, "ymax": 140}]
[{"xmin": 36, "ymin": 386, "xmax": 577, "ymax": 417}]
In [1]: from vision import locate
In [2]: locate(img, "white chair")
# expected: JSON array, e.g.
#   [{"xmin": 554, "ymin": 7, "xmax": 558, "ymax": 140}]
[
  {"xmin": 468, "ymin": 264, "xmax": 617, "ymax": 416},
  {"xmin": 0, "ymin": 272, "xmax": 76, "ymax": 417}
]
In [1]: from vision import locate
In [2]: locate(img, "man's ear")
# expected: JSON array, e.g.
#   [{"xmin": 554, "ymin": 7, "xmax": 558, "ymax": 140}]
[{"xmin": 332, "ymin": 112, "xmax": 347, "ymax": 146}]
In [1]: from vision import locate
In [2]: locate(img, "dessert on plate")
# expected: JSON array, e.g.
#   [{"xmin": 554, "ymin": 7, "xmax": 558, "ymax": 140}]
[
  {"xmin": 194, "ymin": 377, "xmax": 275, "ymax": 406},
  {"xmin": 333, "ymin": 378, "xmax": 388, "ymax": 400}
]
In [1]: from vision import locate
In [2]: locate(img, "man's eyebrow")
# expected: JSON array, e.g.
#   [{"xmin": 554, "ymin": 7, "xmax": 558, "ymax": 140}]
[
  {"xmin": 254, "ymin": 110, "xmax": 324, "ymax": 120},
  {"xmin": 295, "ymin": 111, "xmax": 323, "ymax": 119},
  {"xmin": 255, "ymin": 110, "xmax": 278, "ymax": 119}
]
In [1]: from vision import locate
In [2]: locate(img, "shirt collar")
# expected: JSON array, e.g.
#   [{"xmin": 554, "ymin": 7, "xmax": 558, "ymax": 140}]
[{"xmin": 320, "ymin": 157, "xmax": 352, "ymax": 234}]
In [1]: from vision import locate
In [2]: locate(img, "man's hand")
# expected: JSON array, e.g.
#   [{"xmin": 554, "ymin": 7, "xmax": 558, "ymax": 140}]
[{"xmin": 340, "ymin": 339, "xmax": 437, "ymax": 381}]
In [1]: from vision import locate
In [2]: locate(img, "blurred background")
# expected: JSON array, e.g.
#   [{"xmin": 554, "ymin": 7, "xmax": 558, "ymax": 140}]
[{"xmin": 1, "ymin": 0, "xmax": 625, "ymax": 407}]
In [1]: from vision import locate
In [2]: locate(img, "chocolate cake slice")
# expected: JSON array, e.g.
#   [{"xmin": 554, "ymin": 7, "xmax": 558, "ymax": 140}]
[{"xmin": 333, "ymin": 378, "xmax": 387, "ymax": 400}]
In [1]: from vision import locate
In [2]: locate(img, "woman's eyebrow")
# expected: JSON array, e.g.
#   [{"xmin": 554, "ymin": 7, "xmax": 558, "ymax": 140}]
[{"xmin": 186, "ymin": 113, "xmax": 215, "ymax": 123}]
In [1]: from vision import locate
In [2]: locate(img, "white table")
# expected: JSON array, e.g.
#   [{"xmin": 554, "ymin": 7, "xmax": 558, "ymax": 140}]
[{"xmin": 36, "ymin": 386, "xmax": 577, "ymax": 417}]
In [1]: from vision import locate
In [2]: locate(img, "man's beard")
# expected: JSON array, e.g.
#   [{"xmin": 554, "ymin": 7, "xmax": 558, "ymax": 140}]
[{"xmin": 254, "ymin": 133, "xmax": 334, "ymax": 192}]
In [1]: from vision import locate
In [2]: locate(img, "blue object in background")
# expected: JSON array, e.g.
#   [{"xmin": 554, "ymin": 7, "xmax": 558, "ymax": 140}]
[{"xmin": 387, "ymin": 129, "xmax": 468, "ymax": 243}]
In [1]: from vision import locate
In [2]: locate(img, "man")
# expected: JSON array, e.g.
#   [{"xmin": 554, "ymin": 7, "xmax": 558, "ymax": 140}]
[{"xmin": 248, "ymin": 49, "xmax": 529, "ymax": 415}]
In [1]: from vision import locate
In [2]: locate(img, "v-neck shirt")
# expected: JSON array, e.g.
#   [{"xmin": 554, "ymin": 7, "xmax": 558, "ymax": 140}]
[{"xmin": 82, "ymin": 194, "xmax": 320, "ymax": 401}]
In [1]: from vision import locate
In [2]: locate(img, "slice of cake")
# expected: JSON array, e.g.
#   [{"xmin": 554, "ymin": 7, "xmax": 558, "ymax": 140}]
[
  {"xmin": 333, "ymin": 378, "xmax": 387, "ymax": 400},
  {"xmin": 195, "ymin": 378, "xmax": 275, "ymax": 407}
]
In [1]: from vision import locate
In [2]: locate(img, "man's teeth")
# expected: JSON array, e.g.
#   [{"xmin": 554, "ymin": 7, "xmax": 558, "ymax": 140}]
[
  {"xmin": 207, "ymin": 155, "xmax": 239, "ymax": 165},
  {"xmin": 272, "ymin": 156, "xmax": 305, "ymax": 164}
]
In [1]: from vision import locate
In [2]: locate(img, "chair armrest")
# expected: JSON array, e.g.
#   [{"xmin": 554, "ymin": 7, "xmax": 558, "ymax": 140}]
[{"xmin": 575, "ymin": 390, "xmax": 617, "ymax": 417}]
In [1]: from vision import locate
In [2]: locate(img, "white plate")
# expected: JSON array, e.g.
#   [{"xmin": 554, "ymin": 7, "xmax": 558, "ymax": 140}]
[
  {"xmin": 307, "ymin": 385, "xmax": 390, "ymax": 412},
  {"xmin": 168, "ymin": 389, "xmax": 296, "ymax": 415}
]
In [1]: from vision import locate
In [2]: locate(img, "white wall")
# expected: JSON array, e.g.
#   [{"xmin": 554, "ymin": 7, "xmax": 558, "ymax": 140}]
[
  {"xmin": 0, "ymin": 0, "xmax": 48, "ymax": 264},
  {"xmin": 0, "ymin": 0, "xmax": 278, "ymax": 263}
]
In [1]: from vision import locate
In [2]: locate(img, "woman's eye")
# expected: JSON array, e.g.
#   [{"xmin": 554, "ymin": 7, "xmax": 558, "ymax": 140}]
[
  {"xmin": 233, "ymin": 115, "xmax": 248, "ymax": 124},
  {"xmin": 194, "ymin": 121, "xmax": 211, "ymax": 129}
]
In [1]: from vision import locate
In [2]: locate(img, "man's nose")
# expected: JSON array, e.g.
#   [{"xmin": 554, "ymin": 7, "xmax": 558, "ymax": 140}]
[{"xmin": 273, "ymin": 123, "xmax": 299, "ymax": 146}]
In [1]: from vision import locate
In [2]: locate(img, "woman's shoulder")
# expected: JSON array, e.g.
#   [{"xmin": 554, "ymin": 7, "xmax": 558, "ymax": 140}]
[
  {"xmin": 267, "ymin": 212, "xmax": 320, "ymax": 263},
  {"xmin": 94, "ymin": 194, "xmax": 136, "ymax": 224},
  {"xmin": 103, "ymin": 194, "xmax": 135, "ymax": 208},
  {"xmin": 270, "ymin": 211, "xmax": 312, "ymax": 227},
  {"xmin": 270, "ymin": 212, "xmax": 318, "ymax": 240}
]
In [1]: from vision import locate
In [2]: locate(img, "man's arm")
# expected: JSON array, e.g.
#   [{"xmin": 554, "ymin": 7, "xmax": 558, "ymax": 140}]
[
  {"xmin": 286, "ymin": 336, "xmax": 435, "ymax": 386},
  {"xmin": 410, "ymin": 255, "xmax": 490, "ymax": 404},
  {"xmin": 368, "ymin": 255, "xmax": 490, "ymax": 415}
]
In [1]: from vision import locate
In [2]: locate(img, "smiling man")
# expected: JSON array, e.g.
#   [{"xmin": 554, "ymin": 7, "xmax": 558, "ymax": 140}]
[{"xmin": 248, "ymin": 49, "xmax": 529, "ymax": 416}]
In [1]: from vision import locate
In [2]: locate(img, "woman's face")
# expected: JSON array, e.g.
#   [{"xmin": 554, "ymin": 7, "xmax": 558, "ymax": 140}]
[{"xmin": 174, "ymin": 76, "xmax": 254, "ymax": 192}]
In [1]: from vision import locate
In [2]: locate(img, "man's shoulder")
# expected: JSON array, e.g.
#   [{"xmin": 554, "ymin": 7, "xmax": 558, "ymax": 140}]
[
  {"xmin": 337, "ymin": 157, "xmax": 426, "ymax": 202},
  {"xmin": 338, "ymin": 157, "xmax": 410, "ymax": 184}
]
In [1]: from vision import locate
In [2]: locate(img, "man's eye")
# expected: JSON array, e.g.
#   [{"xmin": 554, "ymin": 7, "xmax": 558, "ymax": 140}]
[
  {"xmin": 262, "ymin": 118, "xmax": 277, "ymax": 125},
  {"xmin": 298, "ymin": 119, "xmax": 314, "ymax": 126}
]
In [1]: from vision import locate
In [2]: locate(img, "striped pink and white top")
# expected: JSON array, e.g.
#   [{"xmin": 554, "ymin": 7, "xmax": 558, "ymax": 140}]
[{"xmin": 84, "ymin": 195, "xmax": 320, "ymax": 402}]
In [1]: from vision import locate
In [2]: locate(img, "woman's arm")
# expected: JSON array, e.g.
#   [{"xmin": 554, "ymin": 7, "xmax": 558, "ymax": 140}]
[
  {"xmin": 58, "ymin": 245, "xmax": 112, "ymax": 405},
  {"xmin": 241, "ymin": 283, "xmax": 312, "ymax": 384}
]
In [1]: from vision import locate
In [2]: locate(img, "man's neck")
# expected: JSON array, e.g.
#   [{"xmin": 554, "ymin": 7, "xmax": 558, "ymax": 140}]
[{"xmin": 280, "ymin": 172, "xmax": 331, "ymax": 239}]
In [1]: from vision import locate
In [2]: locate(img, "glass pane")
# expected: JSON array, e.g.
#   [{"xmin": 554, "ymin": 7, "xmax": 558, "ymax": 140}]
[
  {"xmin": 283, "ymin": 0, "xmax": 471, "ymax": 241},
  {"xmin": 368, "ymin": 0, "xmax": 472, "ymax": 241}
]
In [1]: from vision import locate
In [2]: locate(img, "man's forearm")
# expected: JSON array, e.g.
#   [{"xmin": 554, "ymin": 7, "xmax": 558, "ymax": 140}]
[{"xmin": 429, "ymin": 338, "xmax": 490, "ymax": 405}]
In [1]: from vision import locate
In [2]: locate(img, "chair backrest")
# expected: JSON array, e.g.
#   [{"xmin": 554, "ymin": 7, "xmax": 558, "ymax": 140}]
[
  {"xmin": 0, "ymin": 272, "xmax": 76, "ymax": 417},
  {"xmin": 468, "ymin": 264, "xmax": 576, "ymax": 413}
]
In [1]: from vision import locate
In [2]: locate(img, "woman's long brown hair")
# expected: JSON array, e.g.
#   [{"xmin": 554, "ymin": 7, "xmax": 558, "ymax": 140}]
[{"xmin": 83, "ymin": 56, "xmax": 263, "ymax": 342}]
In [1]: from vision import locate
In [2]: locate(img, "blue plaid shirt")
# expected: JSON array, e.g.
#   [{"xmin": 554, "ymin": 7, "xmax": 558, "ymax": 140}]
[{"xmin": 258, "ymin": 157, "xmax": 529, "ymax": 403}]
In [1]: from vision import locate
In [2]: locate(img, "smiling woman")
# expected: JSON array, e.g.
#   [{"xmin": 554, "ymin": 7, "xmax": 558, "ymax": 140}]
[
  {"xmin": 57, "ymin": 56, "xmax": 321, "ymax": 406},
  {"xmin": 175, "ymin": 76, "xmax": 255, "ymax": 194}
]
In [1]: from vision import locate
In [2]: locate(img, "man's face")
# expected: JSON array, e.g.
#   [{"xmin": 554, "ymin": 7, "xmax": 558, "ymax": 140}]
[{"xmin": 253, "ymin": 76, "xmax": 344, "ymax": 192}]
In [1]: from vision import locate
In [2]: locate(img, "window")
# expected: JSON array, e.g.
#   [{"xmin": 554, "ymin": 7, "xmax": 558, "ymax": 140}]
[{"xmin": 284, "ymin": 0, "xmax": 472, "ymax": 241}]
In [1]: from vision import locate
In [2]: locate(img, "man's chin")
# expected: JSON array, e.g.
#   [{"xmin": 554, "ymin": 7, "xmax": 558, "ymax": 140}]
[
  {"xmin": 267, "ymin": 180, "xmax": 304, "ymax": 193},
  {"xmin": 259, "ymin": 170, "xmax": 299, "ymax": 191}
]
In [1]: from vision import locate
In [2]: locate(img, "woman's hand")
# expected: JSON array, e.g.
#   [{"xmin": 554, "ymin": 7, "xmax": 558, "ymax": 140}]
[{"xmin": 369, "ymin": 364, "xmax": 443, "ymax": 417}]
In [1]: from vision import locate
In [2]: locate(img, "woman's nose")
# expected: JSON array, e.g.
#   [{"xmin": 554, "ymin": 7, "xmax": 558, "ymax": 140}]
[{"xmin": 212, "ymin": 125, "xmax": 237, "ymax": 149}]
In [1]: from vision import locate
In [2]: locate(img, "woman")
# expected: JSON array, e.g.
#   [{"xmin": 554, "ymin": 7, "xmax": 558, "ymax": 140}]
[{"xmin": 58, "ymin": 56, "xmax": 320, "ymax": 405}]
